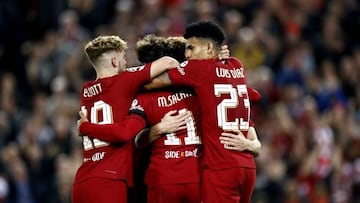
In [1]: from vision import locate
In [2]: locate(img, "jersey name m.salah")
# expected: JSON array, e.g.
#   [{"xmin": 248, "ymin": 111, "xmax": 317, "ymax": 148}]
[
  {"xmin": 168, "ymin": 57, "xmax": 256, "ymax": 170},
  {"xmin": 130, "ymin": 89, "xmax": 202, "ymax": 186},
  {"xmin": 74, "ymin": 64, "xmax": 151, "ymax": 187}
]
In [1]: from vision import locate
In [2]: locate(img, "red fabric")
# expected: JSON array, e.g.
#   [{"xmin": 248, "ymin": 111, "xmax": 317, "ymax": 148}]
[
  {"xmin": 168, "ymin": 58, "xmax": 256, "ymax": 170},
  {"xmin": 79, "ymin": 114, "xmax": 146, "ymax": 142},
  {"xmin": 147, "ymin": 183, "xmax": 200, "ymax": 203},
  {"xmin": 72, "ymin": 178, "xmax": 127, "ymax": 203},
  {"xmin": 201, "ymin": 168, "xmax": 256, "ymax": 203},
  {"xmin": 130, "ymin": 90, "xmax": 202, "ymax": 186},
  {"xmin": 247, "ymin": 86, "xmax": 261, "ymax": 102},
  {"xmin": 73, "ymin": 63, "xmax": 151, "ymax": 189}
]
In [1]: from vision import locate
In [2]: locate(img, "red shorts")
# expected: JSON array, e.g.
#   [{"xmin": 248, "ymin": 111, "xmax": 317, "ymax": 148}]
[
  {"xmin": 201, "ymin": 168, "xmax": 256, "ymax": 203},
  {"xmin": 72, "ymin": 178, "xmax": 127, "ymax": 203},
  {"xmin": 147, "ymin": 183, "xmax": 200, "ymax": 203}
]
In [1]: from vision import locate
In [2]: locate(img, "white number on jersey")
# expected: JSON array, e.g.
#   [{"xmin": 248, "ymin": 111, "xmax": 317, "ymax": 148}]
[
  {"xmin": 164, "ymin": 108, "xmax": 201, "ymax": 146},
  {"xmin": 214, "ymin": 84, "xmax": 250, "ymax": 130},
  {"xmin": 81, "ymin": 100, "xmax": 112, "ymax": 150}
]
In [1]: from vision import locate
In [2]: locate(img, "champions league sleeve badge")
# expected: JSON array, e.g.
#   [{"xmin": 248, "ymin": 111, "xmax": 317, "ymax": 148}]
[
  {"xmin": 126, "ymin": 65, "xmax": 145, "ymax": 72},
  {"xmin": 177, "ymin": 60, "xmax": 188, "ymax": 75}
]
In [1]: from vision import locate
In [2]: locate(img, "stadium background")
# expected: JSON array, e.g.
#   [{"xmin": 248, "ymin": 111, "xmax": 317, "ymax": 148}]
[{"xmin": 0, "ymin": 0, "xmax": 360, "ymax": 202}]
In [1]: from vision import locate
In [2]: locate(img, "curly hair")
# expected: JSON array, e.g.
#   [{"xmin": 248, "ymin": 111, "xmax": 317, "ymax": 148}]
[
  {"xmin": 84, "ymin": 35, "xmax": 127, "ymax": 63},
  {"xmin": 164, "ymin": 36, "xmax": 186, "ymax": 62},
  {"xmin": 135, "ymin": 34, "xmax": 167, "ymax": 64},
  {"xmin": 136, "ymin": 35, "xmax": 187, "ymax": 63},
  {"xmin": 183, "ymin": 20, "xmax": 225, "ymax": 47}
]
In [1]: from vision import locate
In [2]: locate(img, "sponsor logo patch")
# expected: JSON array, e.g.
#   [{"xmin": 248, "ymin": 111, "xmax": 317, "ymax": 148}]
[{"xmin": 126, "ymin": 65, "xmax": 145, "ymax": 72}]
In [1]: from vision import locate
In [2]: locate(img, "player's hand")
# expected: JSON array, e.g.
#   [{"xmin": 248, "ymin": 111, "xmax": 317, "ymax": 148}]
[
  {"xmin": 219, "ymin": 130, "xmax": 249, "ymax": 151},
  {"xmin": 218, "ymin": 44, "xmax": 230, "ymax": 60},
  {"xmin": 78, "ymin": 110, "xmax": 89, "ymax": 124},
  {"xmin": 158, "ymin": 110, "xmax": 190, "ymax": 134},
  {"xmin": 77, "ymin": 110, "xmax": 89, "ymax": 136}
]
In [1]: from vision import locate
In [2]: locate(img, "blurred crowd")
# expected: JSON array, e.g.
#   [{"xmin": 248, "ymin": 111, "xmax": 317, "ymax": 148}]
[{"xmin": 0, "ymin": 0, "xmax": 360, "ymax": 202}]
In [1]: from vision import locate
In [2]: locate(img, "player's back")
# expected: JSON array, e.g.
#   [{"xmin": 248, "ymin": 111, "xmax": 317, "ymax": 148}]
[
  {"xmin": 74, "ymin": 65, "xmax": 151, "ymax": 186},
  {"xmin": 168, "ymin": 57, "xmax": 255, "ymax": 170},
  {"xmin": 131, "ymin": 88, "xmax": 202, "ymax": 186}
]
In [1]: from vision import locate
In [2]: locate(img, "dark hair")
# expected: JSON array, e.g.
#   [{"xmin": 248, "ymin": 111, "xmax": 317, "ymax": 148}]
[
  {"xmin": 183, "ymin": 20, "xmax": 225, "ymax": 46},
  {"xmin": 135, "ymin": 34, "xmax": 166, "ymax": 64},
  {"xmin": 136, "ymin": 35, "xmax": 187, "ymax": 63},
  {"xmin": 164, "ymin": 37, "xmax": 186, "ymax": 62}
]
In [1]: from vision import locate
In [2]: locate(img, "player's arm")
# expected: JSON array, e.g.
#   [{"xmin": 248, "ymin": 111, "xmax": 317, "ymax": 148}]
[
  {"xmin": 149, "ymin": 56, "xmax": 179, "ymax": 79},
  {"xmin": 78, "ymin": 111, "xmax": 146, "ymax": 142},
  {"xmin": 145, "ymin": 56, "xmax": 179, "ymax": 89},
  {"xmin": 144, "ymin": 72, "xmax": 173, "ymax": 90},
  {"xmin": 247, "ymin": 86, "xmax": 261, "ymax": 103},
  {"xmin": 219, "ymin": 126, "xmax": 261, "ymax": 157},
  {"xmin": 149, "ymin": 43, "xmax": 228, "ymax": 79},
  {"xmin": 145, "ymin": 47, "xmax": 228, "ymax": 90},
  {"xmin": 134, "ymin": 110, "xmax": 190, "ymax": 148}
]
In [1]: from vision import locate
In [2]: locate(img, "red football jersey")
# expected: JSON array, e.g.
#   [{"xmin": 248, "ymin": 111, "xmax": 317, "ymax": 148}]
[
  {"xmin": 73, "ymin": 64, "xmax": 151, "ymax": 187},
  {"xmin": 129, "ymin": 88, "xmax": 202, "ymax": 186},
  {"xmin": 167, "ymin": 57, "xmax": 256, "ymax": 170}
]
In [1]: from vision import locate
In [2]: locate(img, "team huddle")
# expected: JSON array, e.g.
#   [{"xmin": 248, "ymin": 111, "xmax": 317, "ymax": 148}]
[{"xmin": 72, "ymin": 20, "xmax": 262, "ymax": 203}]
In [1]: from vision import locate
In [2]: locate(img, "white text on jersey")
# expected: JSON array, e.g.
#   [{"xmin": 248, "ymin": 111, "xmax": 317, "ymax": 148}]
[
  {"xmin": 83, "ymin": 151, "xmax": 106, "ymax": 163},
  {"xmin": 83, "ymin": 83, "xmax": 102, "ymax": 98},
  {"xmin": 216, "ymin": 67, "xmax": 245, "ymax": 78},
  {"xmin": 157, "ymin": 92, "xmax": 192, "ymax": 107},
  {"xmin": 164, "ymin": 149, "xmax": 198, "ymax": 159},
  {"xmin": 92, "ymin": 152, "xmax": 105, "ymax": 161}
]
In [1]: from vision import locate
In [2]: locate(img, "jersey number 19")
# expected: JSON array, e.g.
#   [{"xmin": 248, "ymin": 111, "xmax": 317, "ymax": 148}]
[{"xmin": 81, "ymin": 100, "xmax": 111, "ymax": 151}]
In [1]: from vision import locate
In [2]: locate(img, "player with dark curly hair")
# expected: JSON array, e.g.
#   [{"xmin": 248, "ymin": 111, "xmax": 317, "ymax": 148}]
[
  {"xmin": 131, "ymin": 34, "xmax": 203, "ymax": 203},
  {"xmin": 77, "ymin": 31, "xmax": 261, "ymax": 203},
  {"xmin": 146, "ymin": 20, "xmax": 261, "ymax": 203}
]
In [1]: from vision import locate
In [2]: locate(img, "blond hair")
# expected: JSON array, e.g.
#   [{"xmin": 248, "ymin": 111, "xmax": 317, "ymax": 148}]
[{"xmin": 84, "ymin": 35, "xmax": 127, "ymax": 64}]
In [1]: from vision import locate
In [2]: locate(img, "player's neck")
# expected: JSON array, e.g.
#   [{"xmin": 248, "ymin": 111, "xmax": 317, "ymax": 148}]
[
  {"xmin": 209, "ymin": 51, "xmax": 219, "ymax": 59},
  {"xmin": 96, "ymin": 68, "xmax": 118, "ymax": 80}
]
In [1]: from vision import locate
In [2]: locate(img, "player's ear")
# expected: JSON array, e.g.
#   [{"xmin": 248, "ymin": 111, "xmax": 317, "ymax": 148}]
[
  {"xmin": 207, "ymin": 42, "xmax": 214, "ymax": 54},
  {"xmin": 111, "ymin": 57, "xmax": 117, "ymax": 67}
]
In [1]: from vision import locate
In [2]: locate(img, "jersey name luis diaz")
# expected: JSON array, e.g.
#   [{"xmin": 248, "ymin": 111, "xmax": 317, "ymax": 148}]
[{"xmin": 177, "ymin": 60, "xmax": 245, "ymax": 79}]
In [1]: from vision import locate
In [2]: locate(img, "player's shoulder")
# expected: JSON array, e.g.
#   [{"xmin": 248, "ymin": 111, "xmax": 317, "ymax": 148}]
[
  {"xmin": 178, "ymin": 59, "xmax": 218, "ymax": 74},
  {"xmin": 81, "ymin": 79, "xmax": 98, "ymax": 89},
  {"xmin": 135, "ymin": 90, "xmax": 167, "ymax": 103},
  {"xmin": 125, "ymin": 64, "xmax": 147, "ymax": 73},
  {"xmin": 226, "ymin": 57, "xmax": 244, "ymax": 67},
  {"xmin": 180, "ymin": 59, "xmax": 214, "ymax": 67},
  {"xmin": 135, "ymin": 91, "xmax": 155, "ymax": 100}
]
